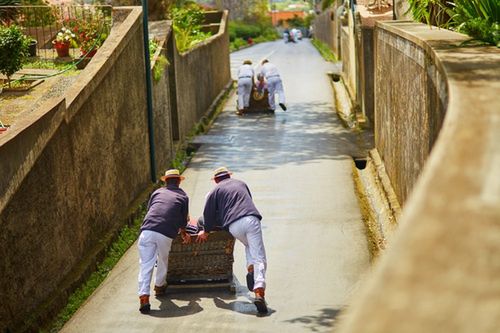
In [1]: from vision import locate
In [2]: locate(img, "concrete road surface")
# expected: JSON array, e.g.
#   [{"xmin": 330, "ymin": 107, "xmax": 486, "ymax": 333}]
[{"xmin": 61, "ymin": 39, "xmax": 370, "ymax": 333}]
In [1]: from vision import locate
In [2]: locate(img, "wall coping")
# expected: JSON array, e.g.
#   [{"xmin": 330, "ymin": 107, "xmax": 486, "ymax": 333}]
[{"xmin": 337, "ymin": 21, "xmax": 500, "ymax": 332}]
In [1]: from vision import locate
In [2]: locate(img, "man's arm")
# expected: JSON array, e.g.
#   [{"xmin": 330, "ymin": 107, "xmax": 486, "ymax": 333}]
[
  {"xmin": 180, "ymin": 196, "xmax": 191, "ymax": 244},
  {"xmin": 196, "ymin": 191, "xmax": 217, "ymax": 243},
  {"xmin": 146, "ymin": 192, "xmax": 155, "ymax": 210},
  {"xmin": 202, "ymin": 191, "xmax": 218, "ymax": 232}
]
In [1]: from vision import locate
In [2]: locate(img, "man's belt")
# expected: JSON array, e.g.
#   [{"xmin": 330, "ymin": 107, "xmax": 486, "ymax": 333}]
[
  {"xmin": 239, "ymin": 76, "xmax": 252, "ymax": 79},
  {"xmin": 266, "ymin": 75, "xmax": 280, "ymax": 79}
]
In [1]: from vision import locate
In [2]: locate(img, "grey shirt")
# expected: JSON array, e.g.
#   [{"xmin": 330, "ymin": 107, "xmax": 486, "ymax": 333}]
[
  {"xmin": 203, "ymin": 178, "xmax": 262, "ymax": 232},
  {"xmin": 140, "ymin": 185, "xmax": 189, "ymax": 239}
]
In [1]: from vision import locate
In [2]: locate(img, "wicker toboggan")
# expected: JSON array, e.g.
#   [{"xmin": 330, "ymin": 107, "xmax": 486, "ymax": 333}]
[{"xmin": 167, "ymin": 230, "xmax": 236, "ymax": 290}]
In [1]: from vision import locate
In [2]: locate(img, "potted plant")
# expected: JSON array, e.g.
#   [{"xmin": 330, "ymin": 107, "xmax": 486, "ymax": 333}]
[
  {"xmin": 28, "ymin": 38, "xmax": 37, "ymax": 57},
  {"xmin": 52, "ymin": 27, "xmax": 75, "ymax": 58},
  {"xmin": 64, "ymin": 10, "xmax": 111, "ymax": 59},
  {"xmin": 0, "ymin": 25, "xmax": 29, "ymax": 88}
]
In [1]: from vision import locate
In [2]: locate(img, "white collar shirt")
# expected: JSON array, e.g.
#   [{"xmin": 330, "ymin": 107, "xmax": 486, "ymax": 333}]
[
  {"xmin": 260, "ymin": 63, "xmax": 279, "ymax": 78},
  {"xmin": 237, "ymin": 64, "xmax": 254, "ymax": 78}
]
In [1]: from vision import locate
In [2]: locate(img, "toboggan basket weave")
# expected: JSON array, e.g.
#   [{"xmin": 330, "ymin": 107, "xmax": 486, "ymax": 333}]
[{"xmin": 167, "ymin": 230, "xmax": 235, "ymax": 284}]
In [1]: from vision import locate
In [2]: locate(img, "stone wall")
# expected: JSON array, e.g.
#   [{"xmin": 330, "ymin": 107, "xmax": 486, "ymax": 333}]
[
  {"xmin": 150, "ymin": 22, "xmax": 174, "ymax": 172},
  {"xmin": 0, "ymin": 8, "xmax": 151, "ymax": 332},
  {"xmin": 170, "ymin": 10, "xmax": 231, "ymax": 142},
  {"xmin": 341, "ymin": 9, "xmax": 357, "ymax": 101},
  {"xmin": 356, "ymin": 5, "xmax": 393, "ymax": 123},
  {"xmin": 374, "ymin": 22, "xmax": 447, "ymax": 205},
  {"xmin": 312, "ymin": 4, "xmax": 341, "ymax": 57},
  {"xmin": 336, "ymin": 21, "xmax": 500, "ymax": 333},
  {"xmin": 0, "ymin": 8, "xmax": 231, "ymax": 333},
  {"xmin": 359, "ymin": 26, "xmax": 374, "ymax": 121}
]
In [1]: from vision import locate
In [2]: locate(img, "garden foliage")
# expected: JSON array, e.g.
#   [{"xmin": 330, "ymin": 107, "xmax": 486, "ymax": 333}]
[
  {"xmin": 0, "ymin": 25, "xmax": 29, "ymax": 87},
  {"xmin": 171, "ymin": 4, "xmax": 212, "ymax": 52},
  {"xmin": 63, "ymin": 8, "xmax": 112, "ymax": 55},
  {"xmin": 447, "ymin": 0, "xmax": 499, "ymax": 47},
  {"xmin": 407, "ymin": 0, "xmax": 499, "ymax": 46},
  {"xmin": 321, "ymin": 0, "xmax": 336, "ymax": 11},
  {"xmin": 228, "ymin": 21, "xmax": 279, "ymax": 51}
]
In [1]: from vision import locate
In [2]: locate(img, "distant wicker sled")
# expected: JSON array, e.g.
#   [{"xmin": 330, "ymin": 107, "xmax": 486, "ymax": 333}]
[{"xmin": 167, "ymin": 230, "xmax": 236, "ymax": 292}]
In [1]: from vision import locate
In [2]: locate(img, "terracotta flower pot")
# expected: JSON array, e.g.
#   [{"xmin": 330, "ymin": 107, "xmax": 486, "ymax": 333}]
[
  {"xmin": 81, "ymin": 48, "xmax": 97, "ymax": 58},
  {"xmin": 54, "ymin": 41, "xmax": 70, "ymax": 58}
]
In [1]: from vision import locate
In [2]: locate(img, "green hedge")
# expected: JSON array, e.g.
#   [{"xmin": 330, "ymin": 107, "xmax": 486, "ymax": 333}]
[
  {"xmin": 228, "ymin": 21, "xmax": 279, "ymax": 51},
  {"xmin": 228, "ymin": 21, "xmax": 262, "ymax": 42}
]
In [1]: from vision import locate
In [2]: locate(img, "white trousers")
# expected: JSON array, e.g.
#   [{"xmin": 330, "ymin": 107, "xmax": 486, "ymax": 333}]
[
  {"xmin": 228, "ymin": 215, "xmax": 267, "ymax": 290},
  {"xmin": 266, "ymin": 76, "xmax": 285, "ymax": 110},
  {"xmin": 137, "ymin": 230, "xmax": 173, "ymax": 296},
  {"xmin": 237, "ymin": 77, "xmax": 253, "ymax": 110}
]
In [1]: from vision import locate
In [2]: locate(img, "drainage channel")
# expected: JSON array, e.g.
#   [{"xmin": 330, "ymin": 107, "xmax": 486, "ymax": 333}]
[
  {"xmin": 353, "ymin": 157, "xmax": 367, "ymax": 170},
  {"xmin": 327, "ymin": 71, "xmax": 356, "ymax": 129}
]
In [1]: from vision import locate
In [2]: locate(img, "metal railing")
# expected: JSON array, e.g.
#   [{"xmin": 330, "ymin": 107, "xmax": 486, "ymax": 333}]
[{"xmin": 0, "ymin": 5, "xmax": 112, "ymax": 60}]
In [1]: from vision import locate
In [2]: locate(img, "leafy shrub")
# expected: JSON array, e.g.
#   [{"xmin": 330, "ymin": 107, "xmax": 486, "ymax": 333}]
[
  {"xmin": 321, "ymin": 0, "xmax": 335, "ymax": 11},
  {"xmin": 407, "ymin": 0, "xmax": 499, "ymax": 46},
  {"xmin": 406, "ymin": 0, "xmax": 450, "ymax": 27},
  {"xmin": 19, "ymin": 0, "xmax": 57, "ymax": 27},
  {"xmin": 447, "ymin": 0, "xmax": 499, "ymax": 46},
  {"xmin": 171, "ymin": 4, "xmax": 212, "ymax": 52},
  {"xmin": 152, "ymin": 55, "xmax": 168, "ymax": 82},
  {"xmin": 149, "ymin": 38, "xmax": 169, "ymax": 82},
  {"xmin": 228, "ymin": 21, "xmax": 261, "ymax": 41},
  {"xmin": 63, "ymin": 8, "xmax": 112, "ymax": 55},
  {"xmin": 228, "ymin": 20, "xmax": 279, "ymax": 48},
  {"xmin": 0, "ymin": 25, "xmax": 29, "ymax": 87},
  {"xmin": 149, "ymin": 38, "xmax": 159, "ymax": 55},
  {"xmin": 229, "ymin": 37, "xmax": 247, "ymax": 52}
]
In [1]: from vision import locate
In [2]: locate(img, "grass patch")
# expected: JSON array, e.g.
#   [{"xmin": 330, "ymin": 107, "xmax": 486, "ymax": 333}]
[
  {"xmin": 311, "ymin": 38, "xmax": 337, "ymax": 62},
  {"xmin": 42, "ymin": 205, "xmax": 147, "ymax": 333},
  {"xmin": 23, "ymin": 59, "xmax": 77, "ymax": 71},
  {"xmin": 152, "ymin": 55, "xmax": 169, "ymax": 82}
]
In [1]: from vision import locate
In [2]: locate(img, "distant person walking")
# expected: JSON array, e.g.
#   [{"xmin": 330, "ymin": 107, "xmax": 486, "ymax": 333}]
[
  {"xmin": 283, "ymin": 28, "xmax": 290, "ymax": 43},
  {"xmin": 237, "ymin": 59, "xmax": 255, "ymax": 114},
  {"xmin": 260, "ymin": 59, "xmax": 287, "ymax": 112},
  {"xmin": 137, "ymin": 169, "xmax": 191, "ymax": 314},
  {"xmin": 196, "ymin": 167, "xmax": 269, "ymax": 314}
]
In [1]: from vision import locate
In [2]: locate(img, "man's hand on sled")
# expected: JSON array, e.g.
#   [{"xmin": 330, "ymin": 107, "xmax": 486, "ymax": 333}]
[
  {"xmin": 196, "ymin": 230, "xmax": 208, "ymax": 243},
  {"xmin": 180, "ymin": 229, "xmax": 191, "ymax": 244}
]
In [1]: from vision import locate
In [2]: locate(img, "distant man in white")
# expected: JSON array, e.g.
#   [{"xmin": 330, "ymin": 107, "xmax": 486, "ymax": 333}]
[
  {"xmin": 260, "ymin": 59, "xmax": 287, "ymax": 112},
  {"xmin": 237, "ymin": 60, "xmax": 255, "ymax": 114}
]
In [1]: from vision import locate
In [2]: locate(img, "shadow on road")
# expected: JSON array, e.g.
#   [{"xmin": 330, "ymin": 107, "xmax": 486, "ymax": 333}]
[
  {"xmin": 284, "ymin": 307, "xmax": 342, "ymax": 332},
  {"xmin": 213, "ymin": 296, "xmax": 276, "ymax": 317},
  {"xmin": 147, "ymin": 286, "xmax": 275, "ymax": 318},
  {"xmin": 189, "ymin": 101, "xmax": 373, "ymax": 172},
  {"xmin": 148, "ymin": 296, "xmax": 204, "ymax": 318}
]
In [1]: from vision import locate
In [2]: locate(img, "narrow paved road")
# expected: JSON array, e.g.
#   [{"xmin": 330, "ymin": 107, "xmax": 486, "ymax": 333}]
[{"xmin": 61, "ymin": 39, "xmax": 370, "ymax": 333}]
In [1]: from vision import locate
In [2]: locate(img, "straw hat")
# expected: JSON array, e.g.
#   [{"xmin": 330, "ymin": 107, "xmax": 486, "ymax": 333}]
[
  {"xmin": 160, "ymin": 169, "xmax": 185, "ymax": 181},
  {"xmin": 212, "ymin": 167, "xmax": 232, "ymax": 179},
  {"xmin": 243, "ymin": 59, "xmax": 252, "ymax": 65}
]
